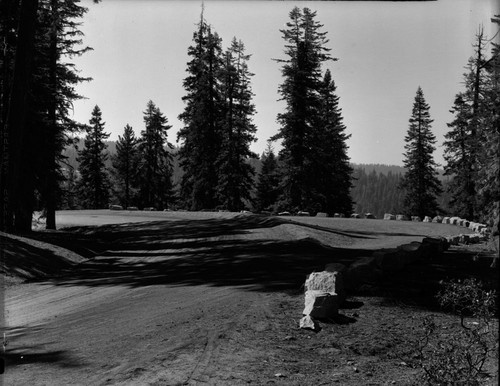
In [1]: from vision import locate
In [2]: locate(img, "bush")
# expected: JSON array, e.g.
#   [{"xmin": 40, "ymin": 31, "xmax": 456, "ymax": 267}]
[{"xmin": 414, "ymin": 278, "xmax": 498, "ymax": 385}]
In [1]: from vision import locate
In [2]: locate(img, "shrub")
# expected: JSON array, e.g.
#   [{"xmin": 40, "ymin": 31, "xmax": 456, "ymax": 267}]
[{"xmin": 414, "ymin": 278, "xmax": 498, "ymax": 385}]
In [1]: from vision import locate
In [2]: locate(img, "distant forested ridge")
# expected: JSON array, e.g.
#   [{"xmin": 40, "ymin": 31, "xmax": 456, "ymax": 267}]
[{"xmin": 61, "ymin": 141, "xmax": 452, "ymax": 217}]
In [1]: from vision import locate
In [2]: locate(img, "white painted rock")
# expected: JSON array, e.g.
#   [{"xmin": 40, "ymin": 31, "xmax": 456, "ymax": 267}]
[
  {"xmin": 305, "ymin": 270, "xmax": 345, "ymax": 302},
  {"xmin": 423, "ymin": 216, "xmax": 432, "ymax": 223},
  {"xmin": 384, "ymin": 213, "xmax": 396, "ymax": 220}
]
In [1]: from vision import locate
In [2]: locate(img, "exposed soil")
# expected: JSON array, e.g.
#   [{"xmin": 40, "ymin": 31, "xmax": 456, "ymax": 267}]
[{"xmin": 1, "ymin": 211, "xmax": 498, "ymax": 385}]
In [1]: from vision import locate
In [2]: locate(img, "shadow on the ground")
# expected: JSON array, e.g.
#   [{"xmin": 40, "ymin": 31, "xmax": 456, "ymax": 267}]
[
  {"xmin": 48, "ymin": 238, "xmax": 367, "ymax": 292},
  {"xmin": 6, "ymin": 215, "xmax": 498, "ymax": 307},
  {"xmin": 357, "ymin": 247, "xmax": 499, "ymax": 310},
  {"xmin": 12, "ymin": 215, "xmax": 369, "ymax": 292},
  {"xmin": 4, "ymin": 348, "xmax": 82, "ymax": 368},
  {"xmin": 0, "ymin": 234, "xmax": 80, "ymax": 280}
]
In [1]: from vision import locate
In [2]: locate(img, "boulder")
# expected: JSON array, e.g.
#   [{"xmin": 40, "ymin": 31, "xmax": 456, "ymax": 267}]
[
  {"xmin": 109, "ymin": 204, "xmax": 123, "ymax": 210},
  {"xmin": 346, "ymin": 256, "xmax": 380, "ymax": 289},
  {"xmin": 459, "ymin": 234, "xmax": 470, "ymax": 244},
  {"xmin": 450, "ymin": 217, "xmax": 461, "ymax": 225},
  {"xmin": 442, "ymin": 217, "xmax": 451, "ymax": 224},
  {"xmin": 316, "ymin": 212, "xmax": 328, "ymax": 217},
  {"xmin": 422, "ymin": 236, "xmax": 448, "ymax": 254},
  {"xmin": 303, "ymin": 290, "xmax": 339, "ymax": 319},
  {"xmin": 423, "ymin": 216, "xmax": 432, "ymax": 223},
  {"xmin": 397, "ymin": 214, "xmax": 409, "ymax": 221},
  {"xmin": 446, "ymin": 235, "xmax": 460, "ymax": 245},
  {"xmin": 127, "ymin": 206, "xmax": 139, "ymax": 211},
  {"xmin": 384, "ymin": 213, "xmax": 396, "ymax": 220},
  {"xmin": 297, "ymin": 211, "xmax": 310, "ymax": 216},
  {"xmin": 350, "ymin": 213, "xmax": 361, "ymax": 219},
  {"xmin": 411, "ymin": 216, "xmax": 421, "ymax": 222},
  {"xmin": 365, "ymin": 213, "xmax": 376, "ymax": 219},
  {"xmin": 396, "ymin": 242, "xmax": 423, "ymax": 263},
  {"xmin": 374, "ymin": 248, "xmax": 406, "ymax": 272},
  {"xmin": 432, "ymin": 216, "xmax": 443, "ymax": 223}
]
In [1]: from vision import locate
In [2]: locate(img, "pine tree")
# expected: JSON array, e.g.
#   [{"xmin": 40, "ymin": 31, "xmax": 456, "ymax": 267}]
[
  {"xmin": 1, "ymin": 0, "xmax": 40, "ymax": 232},
  {"xmin": 0, "ymin": 0, "xmax": 92, "ymax": 231},
  {"xmin": 111, "ymin": 124, "xmax": 138, "ymax": 208},
  {"xmin": 77, "ymin": 105, "xmax": 110, "ymax": 209},
  {"xmin": 37, "ymin": 0, "xmax": 92, "ymax": 229},
  {"xmin": 216, "ymin": 38, "xmax": 257, "ymax": 211},
  {"xmin": 400, "ymin": 87, "xmax": 442, "ymax": 218},
  {"xmin": 255, "ymin": 142, "xmax": 280, "ymax": 212},
  {"xmin": 274, "ymin": 7, "xmax": 335, "ymax": 212},
  {"xmin": 178, "ymin": 12, "xmax": 224, "ymax": 210},
  {"xmin": 136, "ymin": 100, "xmax": 173, "ymax": 210},
  {"xmin": 312, "ymin": 69, "xmax": 353, "ymax": 215},
  {"xmin": 443, "ymin": 93, "xmax": 476, "ymax": 219},
  {"xmin": 474, "ymin": 19, "xmax": 499, "ymax": 226}
]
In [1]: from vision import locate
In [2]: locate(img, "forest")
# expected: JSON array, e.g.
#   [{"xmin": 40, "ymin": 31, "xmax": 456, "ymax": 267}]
[{"xmin": 1, "ymin": 1, "xmax": 498, "ymax": 232}]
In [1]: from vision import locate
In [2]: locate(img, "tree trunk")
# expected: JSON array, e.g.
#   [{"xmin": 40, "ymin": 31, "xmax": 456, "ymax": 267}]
[
  {"xmin": 5, "ymin": 0, "xmax": 39, "ymax": 233},
  {"xmin": 45, "ymin": 0, "xmax": 58, "ymax": 230}
]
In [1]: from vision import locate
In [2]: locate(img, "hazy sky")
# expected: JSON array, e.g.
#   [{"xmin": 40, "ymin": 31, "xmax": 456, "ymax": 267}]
[{"xmin": 70, "ymin": 0, "xmax": 499, "ymax": 166}]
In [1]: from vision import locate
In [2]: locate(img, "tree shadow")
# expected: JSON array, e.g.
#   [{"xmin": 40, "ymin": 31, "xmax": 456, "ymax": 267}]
[
  {"xmin": 47, "ymin": 237, "xmax": 368, "ymax": 292},
  {"xmin": 4, "ymin": 348, "xmax": 82, "ymax": 368},
  {"xmin": 356, "ymin": 247, "xmax": 499, "ymax": 310},
  {"xmin": 0, "ymin": 234, "xmax": 81, "ymax": 280}
]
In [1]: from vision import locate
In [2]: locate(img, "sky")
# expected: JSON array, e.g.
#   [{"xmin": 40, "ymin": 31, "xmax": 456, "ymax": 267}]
[{"xmin": 70, "ymin": 0, "xmax": 499, "ymax": 166}]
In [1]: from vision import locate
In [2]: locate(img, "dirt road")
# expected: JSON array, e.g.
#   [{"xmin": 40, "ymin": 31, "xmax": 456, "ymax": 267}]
[{"xmin": 3, "ymin": 211, "xmax": 489, "ymax": 385}]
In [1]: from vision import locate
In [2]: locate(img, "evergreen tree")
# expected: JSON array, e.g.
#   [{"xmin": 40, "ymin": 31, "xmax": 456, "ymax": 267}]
[
  {"xmin": 178, "ymin": 12, "xmax": 224, "ymax": 210},
  {"xmin": 36, "ymin": 0, "xmax": 92, "ymax": 229},
  {"xmin": 443, "ymin": 93, "xmax": 476, "ymax": 219},
  {"xmin": 216, "ymin": 38, "xmax": 257, "ymax": 211},
  {"xmin": 443, "ymin": 28, "xmax": 496, "ymax": 222},
  {"xmin": 111, "ymin": 124, "xmax": 138, "ymax": 208},
  {"xmin": 312, "ymin": 69, "xmax": 353, "ymax": 215},
  {"xmin": 136, "ymin": 100, "xmax": 173, "ymax": 210},
  {"xmin": 0, "ymin": 0, "xmax": 92, "ymax": 231},
  {"xmin": 400, "ymin": 87, "xmax": 442, "ymax": 218},
  {"xmin": 77, "ymin": 105, "xmax": 110, "ymax": 209},
  {"xmin": 255, "ymin": 142, "xmax": 280, "ymax": 212},
  {"xmin": 474, "ymin": 19, "xmax": 499, "ymax": 226},
  {"xmin": 273, "ymin": 7, "xmax": 335, "ymax": 212}
]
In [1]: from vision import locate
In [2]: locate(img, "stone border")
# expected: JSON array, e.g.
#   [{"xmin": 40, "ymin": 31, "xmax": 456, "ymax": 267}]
[{"xmin": 300, "ymin": 236, "xmax": 451, "ymax": 330}]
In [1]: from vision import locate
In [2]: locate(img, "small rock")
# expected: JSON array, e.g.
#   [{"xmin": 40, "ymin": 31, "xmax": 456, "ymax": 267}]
[
  {"xmin": 353, "ymin": 367, "xmax": 359, "ymax": 373},
  {"xmin": 274, "ymin": 373, "xmax": 285, "ymax": 378},
  {"xmin": 283, "ymin": 335, "xmax": 296, "ymax": 341}
]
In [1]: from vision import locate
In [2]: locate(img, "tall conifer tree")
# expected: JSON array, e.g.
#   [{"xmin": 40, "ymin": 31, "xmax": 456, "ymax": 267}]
[
  {"xmin": 274, "ymin": 7, "xmax": 352, "ymax": 214},
  {"xmin": 216, "ymin": 38, "xmax": 257, "ymax": 211},
  {"xmin": 111, "ymin": 124, "xmax": 138, "ymax": 208},
  {"xmin": 476, "ymin": 16, "xmax": 499, "ymax": 228},
  {"xmin": 312, "ymin": 69, "xmax": 353, "ymax": 215},
  {"xmin": 178, "ymin": 12, "xmax": 224, "ymax": 210},
  {"xmin": 443, "ymin": 30, "xmax": 489, "ymax": 221},
  {"xmin": 137, "ymin": 100, "xmax": 173, "ymax": 210},
  {"xmin": 400, "ymin": 87, "xmax": 442, "ymax": 218},
  {"xmin": 77, "ymin": 105, "xmax": 110, "ymax": 209},
  {"xmin": 255, "ymin": 142, "xmax": 280, "ymax": 212}
]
